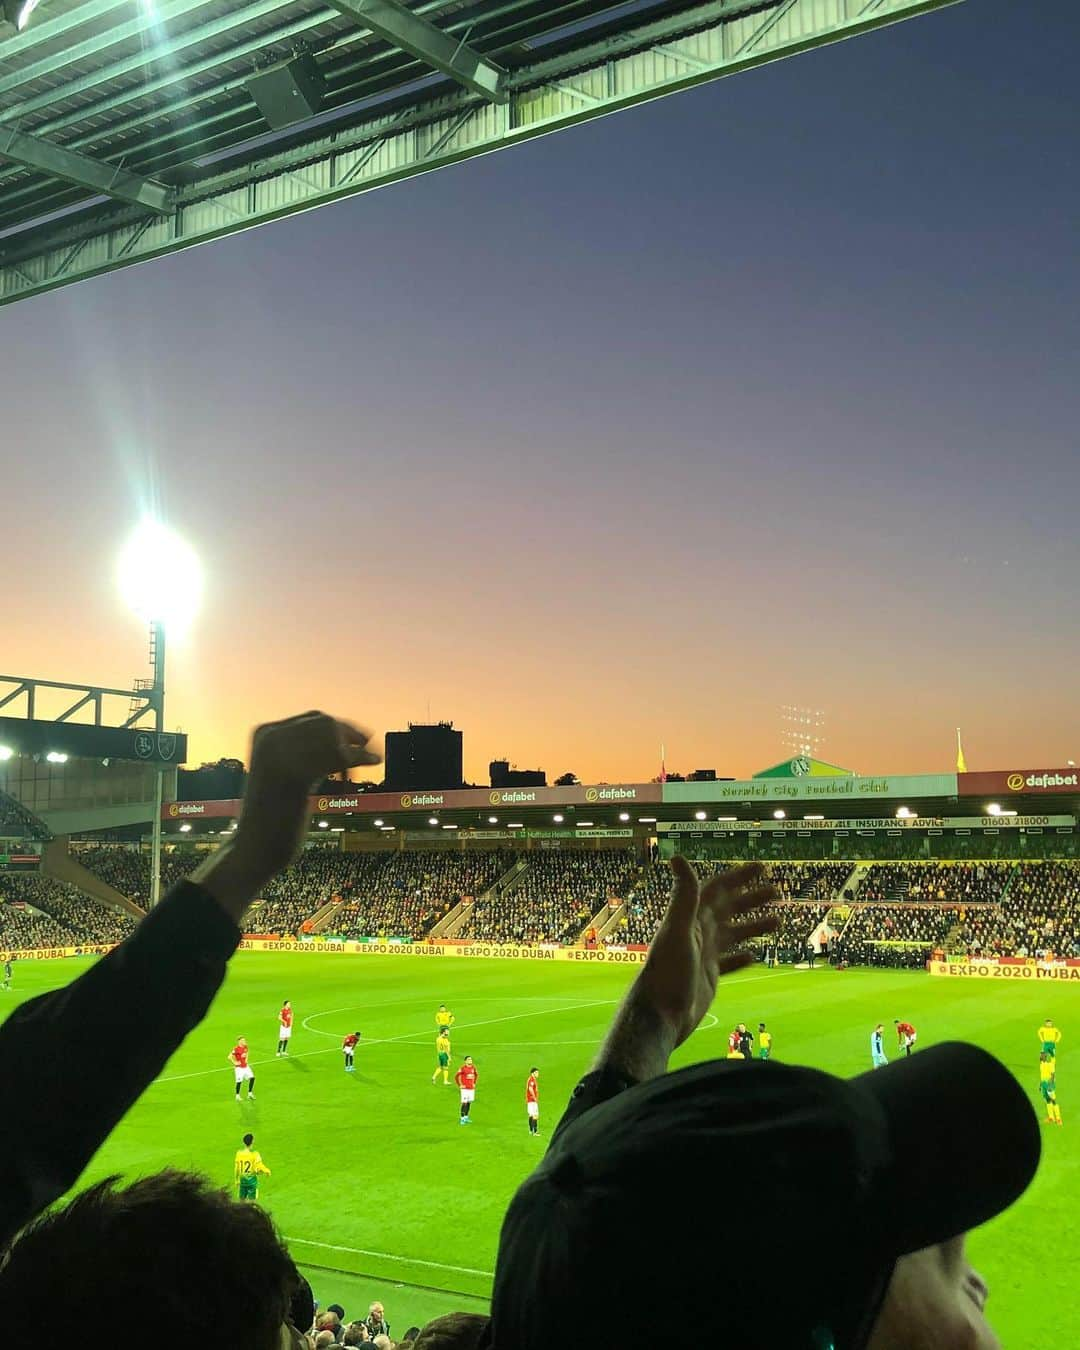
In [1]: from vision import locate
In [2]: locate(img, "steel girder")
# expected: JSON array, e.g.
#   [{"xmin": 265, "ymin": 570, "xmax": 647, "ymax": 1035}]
[{"xmin": 0, "ymin": 0, "xmax": 965, "ymax": 306}]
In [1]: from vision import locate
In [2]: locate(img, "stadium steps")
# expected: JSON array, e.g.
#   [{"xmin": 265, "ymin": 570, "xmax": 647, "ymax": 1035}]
[
  {"xmin": 435, "ymin": 857, "xmax": 529, "ymax": 939},
  {"xmin": 43, "ymin": 838, "xmax": 145, "ymax": 918},
  {"xmin": 575, "ymin": 901, "xmax": 615, "ymax": 944},
  {"xmin": 840, "ymin": 863, "xmax": 871, "ymax": 900},
  {"xmin": 592, "ymin": 901, "xmax": 627, "ymax": 942},
  {"xmin": 308, "ymin": 898, "xmax": 345, "ymax": 934}
]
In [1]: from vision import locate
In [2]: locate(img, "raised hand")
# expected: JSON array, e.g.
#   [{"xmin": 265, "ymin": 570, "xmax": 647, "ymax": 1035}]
[{"xmin": 638, "ymin": 856, "xmax": 779, "ymax": 1050}]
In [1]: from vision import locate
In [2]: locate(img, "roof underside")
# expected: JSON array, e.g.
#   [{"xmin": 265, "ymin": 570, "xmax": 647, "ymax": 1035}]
[{"xmin": 0, "ymin": 0, "xmax": 964, "ymax": 302}]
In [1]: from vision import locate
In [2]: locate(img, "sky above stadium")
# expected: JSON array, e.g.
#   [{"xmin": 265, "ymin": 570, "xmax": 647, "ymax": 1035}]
[{"xmin": 3, "ymin": 0, "xmax": 1079, "ymax": 785}]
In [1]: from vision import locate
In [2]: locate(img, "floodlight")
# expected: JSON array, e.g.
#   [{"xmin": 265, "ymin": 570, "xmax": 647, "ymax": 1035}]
[
  {"xmin": 428, "ymin": 817, "xmax": 439, "ymax": 826},
  {"xmin": 553, "ymin": 813, "xmax": 564, "ymax": 823},
  {"xmin": 896, "ymin": 807, "xmax": 913, "ymax": 819},
  {"xmin": 488, "ymin": 816, "xmax": 498, "ymax": 824},
  {"xmin": 694, "ymin": 810, "xmax": 707, "ymax": 821},
  {"xmin": 179, "ymin": 823, "xmax": 192, "ymax": 833},
  {"xmin": 373, "ymin": 818, "xmax": 384, "ymax": 827},
  {"xmin": 117, "ymin": 516, "xmax": 202, "ymax": 637},
  {"xmin": 773, "ymin": 809, "xmax": 786, "ymax": 820},
  {"xmin": 46, "ymin": 751, "xmax": 68, "ymax": 764},
  {"xmin": 4, "ymin": 0, "xmax": 42, "ymax": 31},
  {"xmin": 804, "ymin": 814, "xmax": 824, "ymax": 820},
  {"xmin": 318, "ymin": 820, "xmax": 329, "ymax": 828},
  {"xmin": 638, "ymin": 816, "xmax": 656, "ymax": 823},
  {"xmin": 618, "ymin": 812, "xmax": 630, "ymax": 822},
  {"xmin": 986, "ymin": 803, "xmax": 1001, "ymax": 816},
  {"xmin": 0, "ymin": 746, "xmax": 13, "ymax": 761},
  {"xmin": 508, "ymin": 822, "xmax": 524, "ymax": 828}
]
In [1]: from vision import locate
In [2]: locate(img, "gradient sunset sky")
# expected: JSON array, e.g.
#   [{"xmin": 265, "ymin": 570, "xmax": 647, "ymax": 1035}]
[{"xmin": 3, "ymin": 0, "xmax": 1078, "ymax": 784}]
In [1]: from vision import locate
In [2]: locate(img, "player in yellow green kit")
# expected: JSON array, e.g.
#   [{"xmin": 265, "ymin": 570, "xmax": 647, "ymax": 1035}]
[
  {"xmin": 1039, "ymin": 1019, "xmax": 1061, "ymax": 1058},
  {"xmin": 432, "ymin": 1031, "xmax": 452, "ymax": 1084},
  {"xmin": 234, "ymin": 1132, "xmax": 271, "ymax": 1200},
  {"xmin": 758, "ymin": 1023, "xmax": 772, "ymax": 1061},
  {"xmin": 436, "ymin": 1004, "xmax": 455, "ymax": 1033},
  {"xmin": 1040, "ymin": 1054, "xmax": 1062, "ymax": 1125}
]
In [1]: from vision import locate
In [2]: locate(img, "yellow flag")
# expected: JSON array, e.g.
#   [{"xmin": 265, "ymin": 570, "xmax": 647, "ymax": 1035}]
[{"xmin": 956, "ymin": 728, "xmax": 967, "ymax": 774}]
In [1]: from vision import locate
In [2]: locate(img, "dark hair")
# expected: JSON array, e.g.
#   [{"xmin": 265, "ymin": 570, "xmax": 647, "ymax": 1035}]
[
  {"xmin": 0, "ymin": 1170, "xmax": 297, "ymax": 1350},
  {"xmin": 530, "ymin": 1067, "xmax": 538, "ymax": 1074},
  {"xmin": 243, "ymin": 1133, "xmax": 255, "ymax": 1147}
]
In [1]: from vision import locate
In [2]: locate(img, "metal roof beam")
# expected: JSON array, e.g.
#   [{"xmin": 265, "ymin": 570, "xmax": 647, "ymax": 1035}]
[
  {"xmin": 0, "ymin": 126, "xmax": 173, "ymax": 213},
  {"xmin": 329, "ymin": 0, "xmax": 507, "ymax": 102}
]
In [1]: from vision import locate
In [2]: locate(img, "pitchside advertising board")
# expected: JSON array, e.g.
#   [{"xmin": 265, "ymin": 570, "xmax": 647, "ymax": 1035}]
[
  {"xmin": 0, "ymin": 717, "xmax": 187, "ymax": 765},
  {"xmin": 930, "ymin": 958, "xmax": 1080, "ymax": 982},
  {"xmin": 238, "ymin": 938, "xmax": 649, "ymax": 964},
  {"xmin": 659, "ymin": 816, "xmax": 1075, "ymax": 833}
]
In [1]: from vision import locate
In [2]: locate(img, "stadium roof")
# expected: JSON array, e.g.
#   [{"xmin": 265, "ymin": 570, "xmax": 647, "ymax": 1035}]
[{"xmin": 0, "ymin": 0, "xmax": 962, "ymax": 304}]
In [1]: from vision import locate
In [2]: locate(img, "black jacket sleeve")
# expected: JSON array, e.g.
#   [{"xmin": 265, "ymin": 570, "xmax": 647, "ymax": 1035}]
[
  {"xmin": 0, "ymin": 881, "xmax": 240, "ymax": 1249},
  {"xmin": 549, "ymin": 1067, "xmax": 639, "ymax": 1151}
]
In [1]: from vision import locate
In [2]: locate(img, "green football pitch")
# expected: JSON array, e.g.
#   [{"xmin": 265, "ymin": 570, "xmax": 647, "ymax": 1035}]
[{"xmin": 2, "ymin": 954, "xmax": 1074, "ymax": 1345}]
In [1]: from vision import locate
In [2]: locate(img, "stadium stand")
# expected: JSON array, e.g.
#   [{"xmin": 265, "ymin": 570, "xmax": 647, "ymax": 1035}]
[
  {"xmin": 955, "ymin": 861, "xmax": 1080, "ymax": 958},
  {"xmin": 836, "ymin": 904, "xmax": 956, "ymax": 968},
  {"xmin": 466, "ymin": 850, "xmax": 638, "ymax": 944},
  {"xmin": 74, "ymin": 845, "xmax": 199, "ymax": 905},
  {"xmin": 0, "ymin": 790, "xmax": 51, "ymax": 841},
  {"xmin": 857, "ymin": 862, "xmax": 1011, "ymax": 905},
  {"xmin": 0, "ymin": 875, "xmax": 134, "ymax": 948},
  {"xmin": 331, "ymin": 849, "xmax": 515, "ymax": 940}
]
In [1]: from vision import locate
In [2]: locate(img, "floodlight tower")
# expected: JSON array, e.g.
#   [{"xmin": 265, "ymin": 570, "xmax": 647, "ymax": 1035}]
[{"xmin": 118, "ymin": 518, "xmax": 201, "ymax": 908}]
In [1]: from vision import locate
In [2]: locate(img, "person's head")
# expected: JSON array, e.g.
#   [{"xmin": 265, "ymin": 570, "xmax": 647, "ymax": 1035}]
[
  {"xmin": 372, "ymin": 1337, "xmax": 392, "ymax": 1350},
  {"xmin": 893, "ymin": 1020, "xmax": 900, "ymax": 1026},
  {"xmin": 758, "ymin": 1023, "xmax": 765, "ymax": 1032},
  {"xmin": 0, "ymin": 1170, "xmax": 301, "ymax": 1350},
  {"xmin": 317, "ymin": 1311, "xmax": 341, "ymax": 1332},
  {"xmin": 439, "ymin": 1004, "xmax": 446, "ymax": 1011},
  {"xmin": 343, "ymin": 1324, "xmax": 370, "ymax": 1346},
  {"xmin": 284, "ymin": 1000, "xmax": 291, "ymax": 1009},
  {"xmin": 354, "ymin": 1031, "xmax": 361, "ymax": 1038},
  {"xmin": 491, "ymin": 1045, "xmax": 1040, "ymax": 1350},
  {"xmin": 1043, "ymin": 1018, "xmax": 1054, "ymax": 1027},
  {"xmin": 369, "ymin": 1303, "xmax": 385, "ymax": 1321},
  {"xmin": 243, "ymin": 1132, "xmax": 255, "ymax": 1148},
  {"xmin": 530, "ymin": 1067, "xmax": 538, "ymax": 1077},
  {"xmin": 463, "ymin": 1056, "xmax": 473, "ymax": 1066},
  {"xmin": 239, "ymin": 1035, "xmax": 248, "ymax": 1047},
  {"xmin": 315, "ymin": 1333, "xmax": 336, "ymax": 1349},
  {"xmin": 327, "ymin": 1306, "xmax": 345, "ymax": 1324},
  {"xmin": 737, "ymin": 1022, "xmax": 747, "ymax": 1032}
]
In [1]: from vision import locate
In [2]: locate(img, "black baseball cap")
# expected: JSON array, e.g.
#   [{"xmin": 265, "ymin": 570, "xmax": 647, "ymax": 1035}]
[{"xmin": 491, "ymin": 1044, "xmax": 1040, "ymax": 1350}]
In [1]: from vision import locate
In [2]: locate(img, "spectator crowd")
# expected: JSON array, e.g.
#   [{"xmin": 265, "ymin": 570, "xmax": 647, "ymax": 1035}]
[
  {"xmin": 1, "ymin": 875, "xmax": 135, "ymax": 948},
  {"xmin": 465, "ymin": 849, "xmax": 638, "ymax": 944}
]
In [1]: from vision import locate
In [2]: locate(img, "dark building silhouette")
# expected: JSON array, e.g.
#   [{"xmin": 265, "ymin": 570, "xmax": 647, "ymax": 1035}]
[
  {"xmin": 384, "ymin": 722, "xmax": 463, "ymax": 791},
  {"xmin": 490, "ymin": 760, "xmax": 547, "ymax": 789}
]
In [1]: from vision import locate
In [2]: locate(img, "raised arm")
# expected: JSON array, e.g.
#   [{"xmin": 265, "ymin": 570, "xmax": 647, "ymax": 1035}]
[
  {"xmin": 0, "ymin": 711, "xmax": 379, "ymax": 1249},
  {"xmin": 552, "ymin": 857, "xmax": 778, "ymax": 1145}
]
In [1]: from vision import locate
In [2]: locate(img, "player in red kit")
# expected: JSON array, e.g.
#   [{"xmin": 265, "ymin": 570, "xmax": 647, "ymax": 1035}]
[
  {"xmin": 342, "ymin": 1031, "xmax": 360, "ymax": 1073},
  {"xmin": 229, "ymin": 1036, "xmax": 255, "ymax": 1100},
  {"xmin": 456, "ymin": 1055, "xmax": 478, "ymax": 1124},
  {"xmin": 526, "ymin": 1067, "xmax": 540, "ymax": 1136},
  {"xmin": 277, "ymin": 1000, "xmax": 293, "ymax": 1057},
  {"xmin": 895, "ymin": 1019, "xmax": 917, "ymax": 1056}
]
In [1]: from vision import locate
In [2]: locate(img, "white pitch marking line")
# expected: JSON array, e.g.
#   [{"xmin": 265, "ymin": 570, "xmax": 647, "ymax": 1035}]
[
  {"xmin": 158, "ymin": 971, "xmax": 783, "ymax": 1085},
  {"xmin": 158, "ymin": 1000, "xmax": 615, "ymax": 1084},
  {"xmin": 284, "ymin": 1237, "xmax": 492, "ymax": 1279}
]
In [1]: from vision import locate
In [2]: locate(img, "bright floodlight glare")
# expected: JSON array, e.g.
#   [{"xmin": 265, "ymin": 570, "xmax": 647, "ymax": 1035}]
[
  {"xmin": 694, "ymin": 810, "xmax": 707, "ymax": 820},
  {"xmin": 0, "ymin": 745, "xmax": 13, "ymax": 761},
  {"xmin": 373, "ymin": 818, "xmax": 384, "ymax": 827},
  {"xmin": 619, "ymin": 812, "xmax": 630, "ymax": 822},
  {"xmin": 428, "ymin": 817, "xmax": 439, "ymax": 826},
  {"xmin": 986, "ymin": 803, "xmax": 1001, "ymax": 816},
  {"xmin": 773, "ymin": 809, "xmax": 786, "ymax": 819},
  {"xmin": 553, "ymin": 813, "xmax": 564, "ymax": 823},
  {"xmin": 318, "ymin": 820, "xmax": 329, "ymax": 828},
  {"xmin": 15, "ymin": 0, "xmax": 41, "ymax": 30},
  {"xmin": 46, "ymin": 751, "xmax": 68, "ymax": 764},
  {"xmin": 179, "ymin": 823, "xmax": 192, "ymax": 833},
  {"xmin": 488, "ymin": 815, "xmax": 498, "ymax": 824},
  {"xmin": 117, "ymin": 517, "xmax": 202, "ymax": 636}
]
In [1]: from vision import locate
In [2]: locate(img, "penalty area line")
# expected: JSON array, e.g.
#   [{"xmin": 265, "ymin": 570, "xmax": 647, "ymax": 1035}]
[{"xmin": 284, "ymin": 1237, "xmax": 493, "ymax": 1279}]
